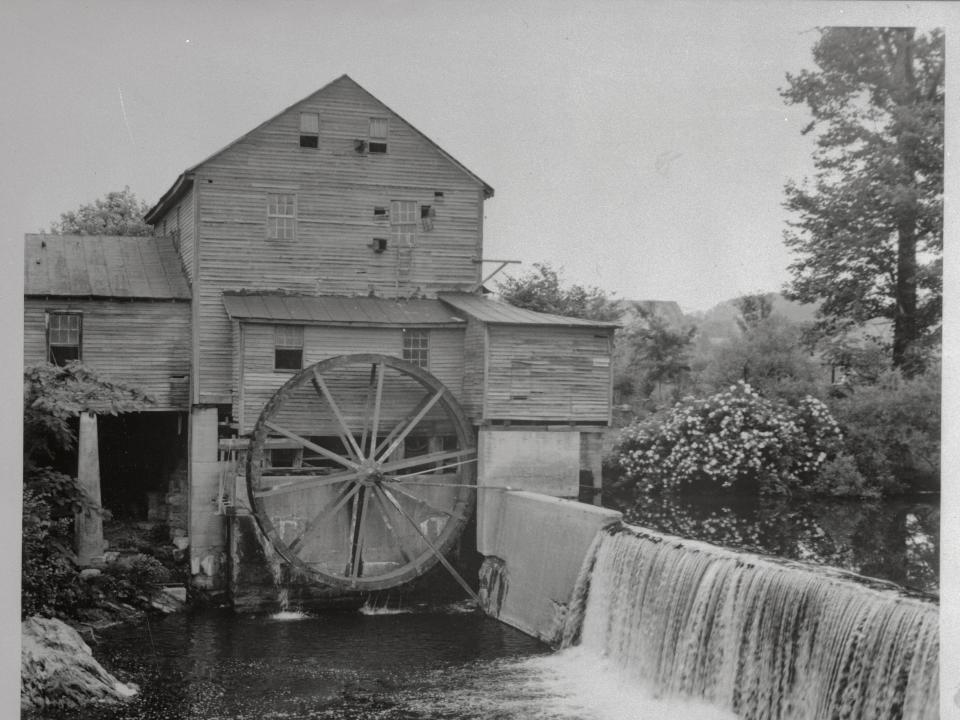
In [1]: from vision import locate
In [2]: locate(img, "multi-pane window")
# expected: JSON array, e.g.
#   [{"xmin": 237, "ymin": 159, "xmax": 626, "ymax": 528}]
[
  {"xmin": 267, "ymin": 193, "xmax": 296, "ymax": 240},
  {"xmin": 274, "ymin": 325, "xmax": 303, "ymax": 370},
  {"xmin": 390, "ymin": 200, "xmax": 417, "ymax": 247},
  {"xmin": 299, "ymin": 112, "xmax": 320, "ymax": 148},
  {"xmin": 369, "ymin": 117, "xmax": 388, "ymax": 153},
  {"xmin": 47, "ymin": 312, "xmax": 81, "ymax": 365},
  {"xmin": 402, "ymin": 329, "xmax": 429, "ymax": 369}
]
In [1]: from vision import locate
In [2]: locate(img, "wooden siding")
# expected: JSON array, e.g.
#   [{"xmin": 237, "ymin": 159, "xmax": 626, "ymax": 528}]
[
  {"xmin": 237, "ymin": 324, "xmax": 465, "ymax": 435},
  {"xmin": 188, "ymin": 77, "xmax": 486, "ymax": 401},
  {"xmin": 24, "ymin": 299, "xmax": 191, "ymax": 411},
  {"xmin": 459, "ymin": 317, "xmax": 486, "ymax": 421},
  {"xmin": 484, "ymin": 326, "xmax": 613, "ymax": 423}
]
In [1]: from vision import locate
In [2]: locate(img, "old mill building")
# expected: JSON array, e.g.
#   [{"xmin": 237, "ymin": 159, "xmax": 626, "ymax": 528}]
[{"xmin": 24, "ymin": 75, "xmax": 616, "ymax": 605}]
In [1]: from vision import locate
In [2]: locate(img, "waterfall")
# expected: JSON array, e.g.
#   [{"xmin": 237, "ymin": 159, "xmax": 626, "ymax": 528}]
[{"xmin": 562, "ymin": 524, "xmax": 939, "ymax": 720}]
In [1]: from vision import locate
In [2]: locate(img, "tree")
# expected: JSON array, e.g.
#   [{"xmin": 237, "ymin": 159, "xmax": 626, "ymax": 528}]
[
  {"xmin": 48, "ymin": 186, "xmax": 152, "ymax": 236},
  {"xmin": 615, "ymin": 305, "xmax": 695, "ymax": 402},
  {"xmin": 781, "ymin": 28, "xmax": 944, "ymax": 373},
  {"xmin": 496, "ymin": 263, "xmax": 621, "ymax": 321},
  {"xmin": 23, "ymin": 362, "xmax": 152, "ymax": 617}
]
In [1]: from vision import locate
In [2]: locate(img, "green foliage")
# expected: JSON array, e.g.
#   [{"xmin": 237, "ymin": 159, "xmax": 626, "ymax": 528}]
[
  {"xmin": 695, "ymin": 312, "xmax": 822, "ymax": 403},
  {"xmin": 615, "ymin": 305, "xmax": 695, "ymax": 402},
  {"xmin": 22, "ymin": 490, "xmax": 84, "ymax": 619},
  {"xmin": 22, "ymin": 362, "xmax": 155, "ymax": 619},
  {"xmin": 496, "ymin": 262, "xmax": 621, "ymax": 321},
  {"xmin": 99, "ymin": 555, "xmax": 172, "ymax": 603},
  {"xmin": 47, "ymin": 186, "xmax": 152, "ymax": 236},
  {"xmin": 24, "ymin": 361, "xmax": 154, "ymax": 469},
  {"xmin": 613, "ymin": 382, "xmax": 841, "ymax": 496},
  {"xmin": 827, "ymin": 368, "xmax": 940, "ymax": 492},
  {"xmin": 782, "ymin": 28, "xmax": 944, "ymax": 372}
]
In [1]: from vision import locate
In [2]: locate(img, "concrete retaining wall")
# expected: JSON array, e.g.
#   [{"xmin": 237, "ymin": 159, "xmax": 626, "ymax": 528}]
[{"xmin": 477, "ymin": 490, "xmax": 621, "ymax": 644}]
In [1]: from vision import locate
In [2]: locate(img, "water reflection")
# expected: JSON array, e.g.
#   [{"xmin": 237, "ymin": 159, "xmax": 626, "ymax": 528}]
[
  {"xmin": 25, "ymin": 609, "xmax": 735, "ymax": 720},
  {"xmin": 616, "ymin": 494, "xmax": 939, "ymax": 594}
]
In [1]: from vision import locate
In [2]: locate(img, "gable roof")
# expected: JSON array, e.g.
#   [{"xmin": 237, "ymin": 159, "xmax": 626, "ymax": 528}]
[
  {"xmin": 222, "ymin": 292, "xmax": 467, "ymax": 327},
  {"xmin": 439, "ymin": 293, "xmax": 619, "ymax": 328},
  {"xmin": 145, "ymin": 74, "xmax": 493, "ymax": 224},
  {"xmin": 24, "ymin": 234, "xmax": 191, "ymax": 300}
]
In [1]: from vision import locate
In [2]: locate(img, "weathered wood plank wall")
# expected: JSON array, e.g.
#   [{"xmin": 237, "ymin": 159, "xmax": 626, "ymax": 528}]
[
  {"xmin": 484, "ymin": 326, "xmax": 613, "ymax": 423},
  {"xmin": 181, "ymin": 78, "xmax": 485, "ymax": 403},
  {"xmin": 236, "ymin": 323, "xmax": 465, "ymax": 435},
  {"xmin": 23, "ymin": 300, "xmax": 191, "ymax": 410}
]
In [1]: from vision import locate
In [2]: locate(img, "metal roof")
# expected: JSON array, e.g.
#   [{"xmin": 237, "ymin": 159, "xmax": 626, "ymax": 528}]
[
  {"xmin": 24, "ymin": 234, "xmax": 191, "ymax": 299},
  {"xmin": 222, "ymin": 293, "xmax": 468, "ymax": 327},
  {"xmin": 438, "ymin": 293, "xmax": 619, "ymax": 328}
]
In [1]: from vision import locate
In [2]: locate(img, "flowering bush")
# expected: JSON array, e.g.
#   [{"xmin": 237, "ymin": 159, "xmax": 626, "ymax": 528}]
[{"xmin": 613, "ymin": 382, "xmax": 842, "ymax": 495}]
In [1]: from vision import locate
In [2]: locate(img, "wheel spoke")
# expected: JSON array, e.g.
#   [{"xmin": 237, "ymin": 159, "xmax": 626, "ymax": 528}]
[
  {"xmin": 312, "ymin": 369, "xmax": 365, "ymax": 460},
  {"xmin": 371, "ymin": 486, "xmax": 412, "ymax": 565},
  {"xmin": 264, "ymin": 420, "xmax": 359, "ymax": 470},
  {"xmin": 368, "ymin": 362, "xmax": 385, "ymax": 458},
  {"xmin": 348, "ymin": 488, "xmax": 372, "ymax": 578},
  {"xmin": 253, "ymin": 471, "xmax": 359, "ymax": 498},
  {"xmin": 390, "ymin": 458, "xmax": 478, "ymax": 481},
  {"xmin": 375, "ymin": 389, "xmax": 445, "ymax": 462},
  {"xmin": 379, "ymin": 486, "xmax": 481, "ymax": 604},
  {"xmin": 379, "ymin": 448, "xmax": 475, "ymax": 475},
  {"xmin": 288, "ymin": 481, "xmax": 363, "ymax": 555},
  {"xmin": 380, "ymin": 482, "xmax": 458, "ymax": 519}
]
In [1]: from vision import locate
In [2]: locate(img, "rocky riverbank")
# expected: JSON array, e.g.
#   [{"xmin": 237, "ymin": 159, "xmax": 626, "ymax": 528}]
[{"xmin": 21, "ymin": 616, "xmax": 139, "ymax": 712}]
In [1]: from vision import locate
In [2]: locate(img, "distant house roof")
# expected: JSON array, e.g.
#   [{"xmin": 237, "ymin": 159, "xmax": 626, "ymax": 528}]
[
  {"xmin": 222, "ymin": 293, "xmax": 468, "ymax": 327},
  {"xmin": 24, "ymin": 234, "xmax": 191, "ymax": 300},
  {"xmin": 438, "ymin": 293, "xmax": 619, "ymax": 328},
  {"xmin": 146, "ymin": 74, "xmax": 493, "ymax": 224}
]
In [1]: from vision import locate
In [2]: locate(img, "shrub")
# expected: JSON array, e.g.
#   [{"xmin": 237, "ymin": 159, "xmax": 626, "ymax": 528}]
[
  {"xmin": 21, "ymin": 490, "xmax": 83, "ymax": 618},
  {"xmin": 827, "ymin": 368, "xmax": 940, "ymax": 492},
  {"xmin": 613, "ymin": 381, "xmax": 842, "ymax": 496}
]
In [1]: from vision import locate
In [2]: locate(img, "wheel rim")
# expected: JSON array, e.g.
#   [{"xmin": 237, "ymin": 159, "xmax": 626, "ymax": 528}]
[{"xmin": 246, "ymin": 354, "xmax": 476, "ymax": 591}]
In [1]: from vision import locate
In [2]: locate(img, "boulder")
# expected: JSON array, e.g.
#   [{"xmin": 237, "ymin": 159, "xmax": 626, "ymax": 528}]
[{"xmin": 21, "ymin": 616, "xmax": 138, "ymax": 712}]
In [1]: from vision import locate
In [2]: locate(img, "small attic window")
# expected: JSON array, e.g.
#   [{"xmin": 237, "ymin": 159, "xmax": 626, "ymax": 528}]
[
  {"xmin": 373, "ymin": 206, "xmax": 387, "ymax": 220},
  {"xmin": 299, "ymin": 112, "xmax": 319, "ymax": 148},
  {"xmin": 433, "ymin": 191, "xmax": 444, "ymax": 202},
  {"xmin": 371, "ymin": 237, "xmax": 388, "ymax": 253},
  {"xmin": 369, "ymin": 117, "xmax": 388, "ymax": 153}
]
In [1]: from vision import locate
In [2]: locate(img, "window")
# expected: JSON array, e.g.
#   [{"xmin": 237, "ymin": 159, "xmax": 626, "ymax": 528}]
[
  {"xmin": 299, "ymin": 112, "xmax": 319, "ymax": 148},
  {"xmin": 267, "ymin": 193, "xmax": 296, "ymax": 240},
  {"xmin": 274, "ymin": 325, "xmax": 303, "ymax": 370},
  {"xmin": 390, "ymin": 200, "xmax": 417, "ymax": 247},
  {"xmin": 369, "ymin": 117, "xmax": 388, "ymax": 153},
  {"xmin": 47, "ymin": 312, "xmax": 81, "ymax": 365},
  {"xmin": 371, "ymin": 237, "xmax": 388, "ymax": 253},
  {"xmin": 373, "ymin": 206, "xmax": 387, "ymax": 220},
  {"xmin": 402, "ymin": 329, "xmax": 428, "ymax": 368},
  {"xmin": 420, "ymin": 204, "xmax": 434, "ymax": 231}
]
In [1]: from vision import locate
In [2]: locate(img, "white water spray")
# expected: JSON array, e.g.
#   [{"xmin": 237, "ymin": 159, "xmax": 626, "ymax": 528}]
[{"xmin": 561, "ymin": 524, "xmax": 938, "ymax": 720}]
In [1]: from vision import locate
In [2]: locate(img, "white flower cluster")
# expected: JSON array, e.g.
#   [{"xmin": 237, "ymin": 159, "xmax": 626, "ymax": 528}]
[{"xmin": 616, "ymin": 382, "xmax": 842, "ymax": 494}]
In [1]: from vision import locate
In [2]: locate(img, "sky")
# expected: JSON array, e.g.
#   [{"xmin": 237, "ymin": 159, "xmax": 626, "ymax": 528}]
[
  {"xmin": 0, "ymin": 0, "xmax": 954, "ymax": 313},
  {"xmin": 1, "ymin": 0, "xmax": 959, "ymax": 709}
]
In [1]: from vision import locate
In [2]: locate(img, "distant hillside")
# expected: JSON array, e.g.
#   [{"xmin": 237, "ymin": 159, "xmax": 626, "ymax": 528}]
[{"xmin": 620, "ymin": 293, "xmax": 820, "ymax": 343}]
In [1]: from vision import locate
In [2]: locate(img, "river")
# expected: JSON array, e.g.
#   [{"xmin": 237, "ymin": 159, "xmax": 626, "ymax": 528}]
[{"xmin": 29, "ymin": 603, "xmax": 735, "ymax": 720}]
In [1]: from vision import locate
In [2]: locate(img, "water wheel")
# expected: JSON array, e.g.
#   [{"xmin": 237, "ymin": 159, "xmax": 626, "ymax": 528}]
[{"xmin": 246, "ymin": 354, "xmax": 477, "ymax": 593}]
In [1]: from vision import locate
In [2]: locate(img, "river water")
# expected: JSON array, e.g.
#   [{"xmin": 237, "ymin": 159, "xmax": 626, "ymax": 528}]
[{"xmin": 33, "ymin": 604, "xmax": 733, "ymax": 720}]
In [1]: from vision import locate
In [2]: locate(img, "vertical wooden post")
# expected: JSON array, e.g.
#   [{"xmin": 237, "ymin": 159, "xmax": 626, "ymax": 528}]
[{"xmin": 75, "ymin": 412, "xmax": 105, "ymax": 566}]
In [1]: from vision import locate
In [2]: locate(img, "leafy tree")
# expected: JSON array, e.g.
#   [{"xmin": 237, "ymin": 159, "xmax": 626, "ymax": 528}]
[
  {"xmin": 781, "ymin": 27, "xmax": 944, "ymax": 374},
  {"xmin": 697, "ymin": 311, "xmax": 822, "ymax": 403},
  {"xmin": 47, "ymin": 186, "xmax": 153, "ymax": 236},
  {"xmin": 615, "ymin": 305, "xmax": 695, "ymax": 402},
  {"xmin": 496, "ymin": 262, "xmax": 621, "ymax": 321},
  {"xmin": 23, "ymin": 362, "xmax": 152, "ymax": 618}
]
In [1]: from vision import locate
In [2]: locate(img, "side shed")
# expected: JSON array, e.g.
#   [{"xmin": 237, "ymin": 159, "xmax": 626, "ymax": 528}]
[
  {"xmin": 23, "ymin": 234, "xmax": 192, "ymax": 526},
  {"xmin": 438, "ymin": 293, "xmax": 616, "ymax": 426}
]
